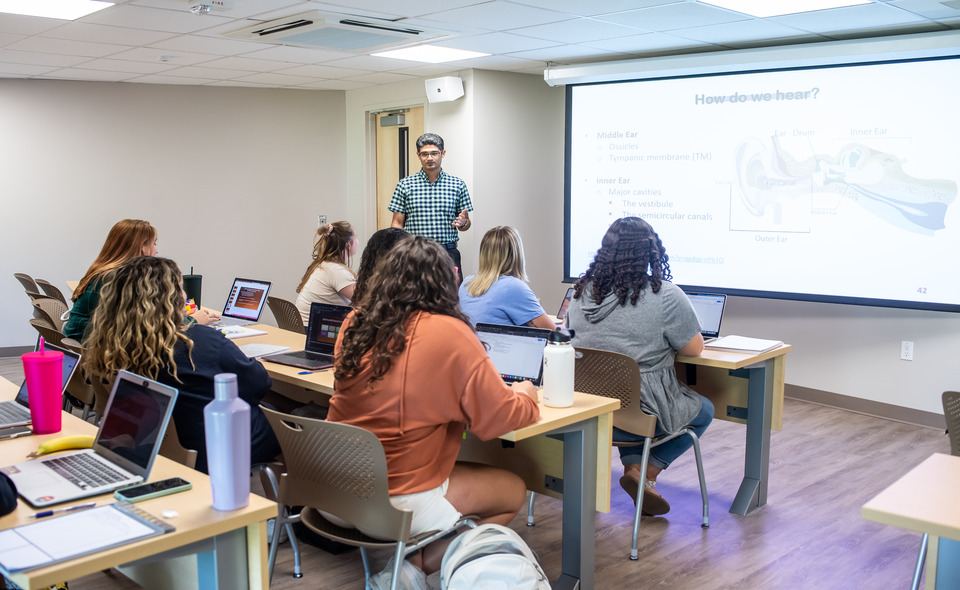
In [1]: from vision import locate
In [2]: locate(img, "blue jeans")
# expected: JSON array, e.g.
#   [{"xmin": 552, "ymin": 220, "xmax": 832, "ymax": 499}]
[{"xmin": 615, "ymin": 396, "xmax": 714, "ymax": 470}]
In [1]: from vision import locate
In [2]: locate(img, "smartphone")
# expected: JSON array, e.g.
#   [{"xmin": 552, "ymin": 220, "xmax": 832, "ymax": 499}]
[
  {"xmin": 0, "ymin": 425, "xmax": 31, "ymax": 441},
  {"xmin": 115, "ymin": 477, "xmax": 192, "ymax": 502}
]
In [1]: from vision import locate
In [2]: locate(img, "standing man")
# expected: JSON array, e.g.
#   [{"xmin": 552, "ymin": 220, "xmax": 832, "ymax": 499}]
[{"xmin": 389, "ymin": 133, "xmax": 473, "ymax": 280}]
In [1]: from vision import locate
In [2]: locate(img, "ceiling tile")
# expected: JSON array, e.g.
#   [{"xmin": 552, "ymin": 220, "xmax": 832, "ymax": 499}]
[
  {"xmin": 39, "ymin": 68, "xmax": 141, "ymax": 82},
  {"xmin": 40, "ymin": 22, "xmax": 174, "ymax": 46},
  {"xmin": 342, "ymin": 71, "xmax": 417, "ymax": 84},
  {"xmin": 200, "ymin": 55, "xmax": 297, "ymax": 72},
  {"xmin": 890, "ymin": 0, "xmax": 960, "ymax": 19},
  {"xmin": 132, "ymin": 73, "xmax": 221, "ymax": 84},
  {"xmin": 512, "ymin": 18, "xmax": 646, "ymax": 44},
  {"xmin": 74, "ymin": 57, "xmax": 178, "ymax": 74},
  {"xmin": 7, "ymin": 37, "xmax": 130, "ymax": 58},
  {"xmin": 130, "ymin": 0, "xmax": 311, "ymax": 20},
  {"xmin": 669, "ymin": 18, "xmax": 816, "ymax": 45},
  {"xmin": 148, "ymin": 33, "xmax": 276, "ymax": 56},
  {"xmin": 426, "ymin": 1, "xmax": 575, "ymax": 30},
  {"xmin": 0, "ymin": 14, "xmax": 66, "ymax": 36},
  {"xmin": 596, "ymin": 2, "xmax": 749, "ymax": 31},
  {"xmin": 295, "ymin": 78, "xmax": 375, "ymax": 90},
  {"xmin": 511, "ymin": 0, "xmax": 676, "ymax": 17},
  {"xmin": 234, "ymin": 71, "xmax": 328, "ymax": 85},
  {"xmin": 0, "ymin": 62, "xmax": 58, "ymax": 76},
  {"xmin": 321, "ymin": 54, "xmax": 423, "ymax": 71},
  {"xmin": 315, "ymin": 0, "xmax": 488, "ymax": 20},
  {"xmin": 275, "ymin": 63, "xmax": 371, "ymax": 77},
  {"xmin": 769, "ymin": 2, "xmax": 929, "ymax": 34},
  {"xmin": 81, "ymin": 4, "xmax": 233, "ymax": 34},
  {"xmin": 108, "ymin": 47, "xmax": 220, "ymax": 66},
  {"xmin": 0, "ymin": 49, "xmax": 92, "ymax": 67},
  {"xmin": 161, "ymin": 64, "xmax": 259, "ymax": 79},
  {"xmin": 239, "ymin": 44, "xmax": 355, "ymax": 64},
  {"xmin": 507, "ymin": 44, "xmax": 621, "ymax": 62},
  {"xmin": 582, "ymin": 31, "xmax": 706, "ymax": 53},
  {"xmin": 435, "ymin": 31, "xmax": 560, "ymax": 53}
]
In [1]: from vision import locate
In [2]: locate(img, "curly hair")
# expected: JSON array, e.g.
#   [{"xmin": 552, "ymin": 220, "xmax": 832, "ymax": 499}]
[
  {"xmin": 352, "ymin": 227, "xmax": 410, "ymax": 307},
  {"xmin": 573, "ymin": 217, "xmax": 673, "ymax": 306},
  {"xmin": 296, "ymin": 221, "xmax": 356, "ymax": 294},
  {"xmin": 335, "ymin": 237, "xmax": 469, "ymax": 385},
  {"xmin": 465, "ymin": 226, "xmax": 527, "ymax": 298},
  {"xmin": 82, "ymin": 256, "xmax": 193, "ymax": 382},
  {"xmin": 73, "ymin": 219, "xmax": 157, "ymax": 301}
]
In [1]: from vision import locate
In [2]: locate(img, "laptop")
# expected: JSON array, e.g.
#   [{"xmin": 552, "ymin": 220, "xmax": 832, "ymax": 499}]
[
  {"xmin": 208, "ymin": 278, "xmax": 271, "ymax": 327},
  {"xmin": 475, "ymin": 323, "xmax": 552, "ymax": 386},
  {"xmin": 1, "ymin": 370, "xmax": 177, "ymax": 508},
  {"xmin": 555, "ymin": 287, "xmax": 575, "ymax": 326},
  {"xmin": 685, "ymin": 292, "xmax": 727, "ymax": 343},
  {"xmin": 262, "ymin": 302, "xmax": 351, "ymax": 370},
  {"xmin": 0, "ymin": 343, "xmax": 81, "ymax": 429}
]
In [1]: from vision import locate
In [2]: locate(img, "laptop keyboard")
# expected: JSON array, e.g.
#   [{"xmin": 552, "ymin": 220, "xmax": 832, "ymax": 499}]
[
  {"xmin": 0, "ymin": 402, "xmax": 30, "ymax": 423},
  {"xmin": 43, "ymin": 453, "xmax": 128, "ymax": 490},
  {"xmin": 285, "ymin": 350, "xmax": 334, "ymax": 363}
]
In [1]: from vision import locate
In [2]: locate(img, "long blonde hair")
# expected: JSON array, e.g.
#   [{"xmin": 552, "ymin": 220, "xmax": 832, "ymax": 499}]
[
  {"xmin": 73, "ymin": 219, "xmax": 157, "ymax": 301},
  {"xmin": 296, "ymin": 221, "xmax": 356, "ymax": 293},
  {"xmin": 466, "ymin": 226, "xmax": 527, "ymax": 297},
  {"xmin": 83, "ymin": 257, "xmax": 193, "ymax": 382}
]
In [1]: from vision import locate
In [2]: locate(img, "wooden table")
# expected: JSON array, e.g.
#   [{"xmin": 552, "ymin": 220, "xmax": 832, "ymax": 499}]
[
  {"xmin": 240, "ymin": 324, "xmax": 618, "ymax": 590},
  {"xmin": 677, "ymin": 344, "xmax": 790, "ymax": 515},
  {"xmin": 0, "ymin": 378, "xmax": 276, "ymax": 590},
  {"xmin": 863, "ymin": 453, "xmax": 960, "ymax": 589}
]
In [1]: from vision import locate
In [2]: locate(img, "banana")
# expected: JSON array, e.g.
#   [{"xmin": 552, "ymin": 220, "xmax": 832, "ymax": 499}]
[{"xmin": 34, "ymin": 434, "xmax": 95, "ymax": 456}]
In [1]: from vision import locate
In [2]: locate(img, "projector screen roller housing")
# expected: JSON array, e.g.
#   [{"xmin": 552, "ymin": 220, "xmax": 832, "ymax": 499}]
[{"xmin": 565, "ymin": 54, "xmax": 960, "ymax": 312}]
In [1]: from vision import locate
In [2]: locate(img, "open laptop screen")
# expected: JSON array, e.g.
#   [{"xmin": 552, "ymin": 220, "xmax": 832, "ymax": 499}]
[
  {"xmin": 685, "ymin": 292, "xmax": 726, "ymax": 340},
  {"xmin": 221, "ymin": 278, "xmax": 271, "ymax": 322},
  {"xmin": 305, "ymin": 302, "xmax": 351, "ymax": 353},
  {"xmin": 475, "ymin": 323, "xmax": 551, "ymax": 386}
]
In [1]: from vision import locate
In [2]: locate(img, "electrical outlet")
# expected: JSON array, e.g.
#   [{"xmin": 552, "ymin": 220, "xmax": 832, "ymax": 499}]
[
  {"xmin": 900, "ymin": 340, "xmax": 914, "ymax": 361},
  {"xmin": 318, "ymin": 215, "xmax": 327, "ymax": 227}
]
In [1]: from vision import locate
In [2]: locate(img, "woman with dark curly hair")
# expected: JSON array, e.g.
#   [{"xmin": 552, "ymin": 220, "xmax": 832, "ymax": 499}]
[
  {"xmin": 350, "ymin": 227, "xmax": 410, "ymax": 307},
  {"xmin": 567, "ymin": 217, "xmax": 712, "ymax": 516},
  {"xmin": 329, "ymin": 237, "xmax": 539, "ymax": 574}
]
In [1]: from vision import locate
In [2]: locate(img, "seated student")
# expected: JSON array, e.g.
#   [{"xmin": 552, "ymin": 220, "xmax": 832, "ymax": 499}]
[
  {"xmin": 295, "ymin": 221, "xmax": 359, "ymax": 323},
  {"xmin": 458, "ymin": 226, "xmax": 556, "ymax": 330},
  {"xmin": 350, "ymin": 227, "xmax": 410, "ymax": 307},
  {"xmin": 329, "ymin": 237, "xmax": 540, "ymax": 573},
  {"xmin": 82, "ymin": 256, "xmax": 280, "ymax": 474},
  {"xmin": 566, "ymin": 217, "xmax": 713, "ymax": 516},
  {"xmin": 65, "ymin": 219, "xmax": 216, "ymax": 341}
]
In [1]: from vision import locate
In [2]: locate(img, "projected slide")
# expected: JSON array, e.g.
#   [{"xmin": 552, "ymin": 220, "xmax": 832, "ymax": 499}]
[{"xmin": 567, "ymin": 57, "xmax": 960, "ymax": 309}]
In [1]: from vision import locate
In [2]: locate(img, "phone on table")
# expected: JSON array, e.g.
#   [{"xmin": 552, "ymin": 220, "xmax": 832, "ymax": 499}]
[
  {"xmin": 0, "ymin": 425, "xmax": 31, "ymax": 441},
  {"xmin": 115, "ymin": 477, "xmax": 192, "ymax": 502}
]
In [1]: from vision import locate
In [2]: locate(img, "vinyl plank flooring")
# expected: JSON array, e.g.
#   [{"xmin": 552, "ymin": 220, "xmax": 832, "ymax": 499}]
[{"xmin": 0, "ymin": 377, "xmax": 942, "ymax": 590}]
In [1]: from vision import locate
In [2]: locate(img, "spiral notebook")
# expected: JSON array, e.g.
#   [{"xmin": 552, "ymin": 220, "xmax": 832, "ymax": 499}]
[{"xmin": 0, "ymin": 501, "xmax": 174, "ymax": 573}]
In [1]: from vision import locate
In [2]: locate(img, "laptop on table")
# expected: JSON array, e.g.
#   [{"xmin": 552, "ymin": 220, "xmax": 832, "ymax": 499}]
[
  {"xmin": 263, "ymin": 302, "xmax": 351, "ymax": 370},
  {"xmin": 685, "ymin": 292, "xmax": 727, "ymax": 343},
  {"xmin": 1, "ymin": 370, "xmax": 178, "ymax": 508},
  {"xmin": 0, "ymin": 343, "xmax": 81, "ymax": 430},
  {"xmin": 475, "ymin": 323, "xmax": 552, "ymax": 386},
  {"xmin": 208, "ymin": 278, "xmax": 271, "ymax": 327}
]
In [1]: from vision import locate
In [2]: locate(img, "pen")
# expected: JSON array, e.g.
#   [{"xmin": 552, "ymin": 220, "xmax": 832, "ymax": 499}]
[
  {"xmin": 30, "ymin": 502, "xmax": 96, "ymax": 519},
  {"xmin": 297, "ymin": 370, "xmax": 314, "ymax": 375}
]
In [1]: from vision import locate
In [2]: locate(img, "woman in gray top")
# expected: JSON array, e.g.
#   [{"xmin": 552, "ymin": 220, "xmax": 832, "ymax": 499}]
[{"xmin": 566, "ymin": 217, "xmax": 713, "ymax": 516}]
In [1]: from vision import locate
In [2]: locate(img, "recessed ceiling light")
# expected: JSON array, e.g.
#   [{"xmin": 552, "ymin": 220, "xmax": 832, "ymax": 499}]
[
  {"xmin": 372, "ymin": 45, "xmax": 489, "ymax": 64},
  {"xmin": 699, "ymin": 0, "xmax": 870, "ymax": 18},
  {"xmin": 0, "ymin": 0, "xmax": 114, "ymax": 20}
]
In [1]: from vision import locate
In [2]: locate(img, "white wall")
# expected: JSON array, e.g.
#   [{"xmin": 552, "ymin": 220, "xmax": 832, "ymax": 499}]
[{"xmin": 0, "ymin": 79, "xmax": 346, "ymax": 348}]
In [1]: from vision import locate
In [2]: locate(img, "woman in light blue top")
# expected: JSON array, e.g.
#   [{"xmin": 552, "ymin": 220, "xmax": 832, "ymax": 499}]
[{"xmin": 458, "ymin": 226, "xmax": 556, "ymax": 330}]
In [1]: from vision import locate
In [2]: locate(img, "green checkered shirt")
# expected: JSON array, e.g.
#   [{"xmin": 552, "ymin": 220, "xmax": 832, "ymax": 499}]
[{"xmin": 388, "ymin": 169, "xmax": 473, "ymax": 245}]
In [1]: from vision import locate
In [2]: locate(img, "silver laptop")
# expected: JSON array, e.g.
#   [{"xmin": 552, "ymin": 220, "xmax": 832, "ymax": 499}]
[
  {"xmin": 208, "ymin": 278, "xmax": 271, "ymax": 327},
  {"xmin": 263, "ymin": 302, "xmax": 350, "ymax": 370},
  {"xmin": 0, "ymin": 343, "xmax": 81, "ymax": 429},
  {"xmin": 1, "ymin": 370, "xmax": 177, "ymax": 508},
  {"xmin": 475, "ymin": 323, "xmax": 552, "ymax": 386},
  {"xmin": 686, "ymin": 292, "xmax": 727, "ymax": 342}
]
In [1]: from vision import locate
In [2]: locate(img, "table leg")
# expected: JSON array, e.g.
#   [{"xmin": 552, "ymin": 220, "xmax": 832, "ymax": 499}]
[
  {"xmin": 730, "ymin": 358, "xmax": 774, "ymax": 515},
  {"xmin": 554, "ymin": 417, "xmax": 598, "ymax": 590},
  {"xmin": 197, "ymin": 528, "xmax": 251, "ymax": 589}
]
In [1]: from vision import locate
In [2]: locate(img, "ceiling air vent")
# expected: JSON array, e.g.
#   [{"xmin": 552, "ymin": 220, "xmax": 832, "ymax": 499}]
[{"xmin": 224, "ymin": 11, "xmax": 449, "ymax": 52}]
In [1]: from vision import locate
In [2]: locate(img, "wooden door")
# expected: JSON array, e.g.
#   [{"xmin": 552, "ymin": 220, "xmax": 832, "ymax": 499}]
[{"xmin": 375, "ymin": 107, "xmax": 424, "ymax": 229}]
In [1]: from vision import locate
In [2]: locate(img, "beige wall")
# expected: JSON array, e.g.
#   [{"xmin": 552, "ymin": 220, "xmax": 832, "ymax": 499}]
[{"xmin": 0, "ymin": 79, "xmax": 346, "ymax": 345}]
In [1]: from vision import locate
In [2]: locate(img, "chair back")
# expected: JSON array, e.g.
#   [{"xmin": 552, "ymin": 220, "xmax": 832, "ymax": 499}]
[
  {"xmin": 28, "ymin": 317, "xmax": 56, "ymax": 332},
  {"xmin": 261, "ymin": 406, "xmax": 412, "ymax": 541},
  {"xmin": 35, "ymin": 279, "xmax": 68, "ymax": 305},
  {"xmin": 574, "ymin": 347, "xmax": 657, "ymax": 437},
  {"xmin": 159, "ymin": 417, "xmax": 198, "ymax": 469},
  {"xmin": 943, "ymin": 391, "xmax": 960, "ymax": 456},
  {"xmin": 29, "ymin": 319, "xmax": 67, "ymax": 347},
  {"xmin": 267, "ymin": 297, "xmax": 306, "ymax": 334},
  {"xmin": 14, "ymin": 273, "xmax": 38, "ymax": 293},
  {"xmin": 32, "ymin": 299, "xmax": 68, "ymax": 331}
]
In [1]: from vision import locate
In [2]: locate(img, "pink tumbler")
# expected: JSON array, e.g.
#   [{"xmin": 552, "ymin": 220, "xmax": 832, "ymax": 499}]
[{"xmin": 21, "ymin": 338, "xmax": 63, "ymax": 434}]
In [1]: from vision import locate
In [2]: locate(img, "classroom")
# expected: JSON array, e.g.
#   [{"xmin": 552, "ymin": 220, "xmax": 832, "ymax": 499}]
[{"xmin": 2, "ymin": 1, "xmax": 960, "ymax": 589}]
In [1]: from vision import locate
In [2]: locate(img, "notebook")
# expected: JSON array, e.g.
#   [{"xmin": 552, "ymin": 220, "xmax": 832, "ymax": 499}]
[
  {"xmin": 475, "ymin": 323, "xmax": 552, "ymax": 386},
  {"xmin": 262, "ymin": 302, "xmax": 351, "ymax": 370},
  {"xmin": 686, "ymin": 292, "xmax": 726, "ymax": 342},
  {"xmin": 1, "ymin": 370, "xmax": 178, "ymax": 508},
  {"xmin": 208, "ymin": 278, "xmax": 271, "ymax": 327},
  {"xmin": 555, "ymin": 287, "xmax": 575, "ymax": 326},
  {"xmin": 0, "ymin": 343, "xmax": 81, "ymax": 429}
]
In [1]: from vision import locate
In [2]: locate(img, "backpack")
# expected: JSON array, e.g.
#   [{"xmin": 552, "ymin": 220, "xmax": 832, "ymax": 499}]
[{"xmin": 440, "ymin": 524, "xmax": 551, "ymax": 590}]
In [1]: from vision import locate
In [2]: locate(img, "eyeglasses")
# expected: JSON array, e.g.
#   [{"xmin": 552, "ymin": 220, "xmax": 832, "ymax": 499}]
[{"xmin": 418, "ymin": 151, "xmax": 442, "ymax": 159}]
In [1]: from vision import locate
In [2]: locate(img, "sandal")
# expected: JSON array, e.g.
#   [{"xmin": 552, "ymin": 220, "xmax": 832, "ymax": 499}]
[{"xmin": 619, "ymin": 474, "xmax": 671, "ymax": 516}]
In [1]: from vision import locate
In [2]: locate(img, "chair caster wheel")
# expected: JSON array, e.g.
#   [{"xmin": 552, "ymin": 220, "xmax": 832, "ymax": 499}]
[
  {"xmin": 629, "ymin": 555, "xmax": 639, "ymax": 561},
  {"xmin": 526, "ymin": 523, "xmax": 535, "ymax": 527},
  {"xmin": 293, "ymin": 573, "xmax": 303, "ymax": 579}
]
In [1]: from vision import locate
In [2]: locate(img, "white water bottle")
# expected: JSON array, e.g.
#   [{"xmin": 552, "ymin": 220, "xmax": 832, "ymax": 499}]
[
  {"xmin": 542, "ymin": 329, "xmax": 575, "ymax": 408},
  {"xmin": 204, "ymin": 373, "xmax": 250, "ymax": 511}
]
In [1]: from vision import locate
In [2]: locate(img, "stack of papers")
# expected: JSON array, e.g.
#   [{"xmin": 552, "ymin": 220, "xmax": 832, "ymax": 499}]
[
  {"xmin": 218, "ymin": 326, "xmax": 268, "ymax": 340},
  {"xmin": 704, "ymin": 335, "xmax": 783, "ymax": 354}
]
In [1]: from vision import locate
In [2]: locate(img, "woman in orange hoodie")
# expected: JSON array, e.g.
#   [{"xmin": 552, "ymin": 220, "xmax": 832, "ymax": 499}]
[{"xmin": 329, "ymin": 237, "xmax": 540, "ymax": 573}]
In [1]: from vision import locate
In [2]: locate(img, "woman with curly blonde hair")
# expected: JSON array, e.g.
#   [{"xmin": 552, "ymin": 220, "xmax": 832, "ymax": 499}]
[
  {"xmin": 83, "ymin": 256, "xmax": 280, "ymax": 473},
  {"xmin": 294, "ymin": 221, "xmax": 359, "ymax": 323}
]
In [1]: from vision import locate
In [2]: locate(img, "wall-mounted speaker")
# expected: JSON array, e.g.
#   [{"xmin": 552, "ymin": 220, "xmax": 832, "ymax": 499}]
[{"xmin": 425, "ymin": 76, "xmax": 464, "ymax": 103}]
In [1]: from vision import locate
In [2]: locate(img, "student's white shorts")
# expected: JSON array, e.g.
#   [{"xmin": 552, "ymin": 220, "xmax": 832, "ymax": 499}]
[{"xmin": 320, "ymin": 479, "xmax": 462, "ymax": 538}]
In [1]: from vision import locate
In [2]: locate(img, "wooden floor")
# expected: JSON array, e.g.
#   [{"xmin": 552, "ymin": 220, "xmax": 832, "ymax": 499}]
[{"xmin": 0, "ymin": 357, "xmax": 947, "ymax": 589}]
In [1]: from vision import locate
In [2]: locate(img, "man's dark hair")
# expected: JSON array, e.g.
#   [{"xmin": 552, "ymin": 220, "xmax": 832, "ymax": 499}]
[{"xmin": 416, "ymin": 133, "xmax": 444, "ymax": 153}]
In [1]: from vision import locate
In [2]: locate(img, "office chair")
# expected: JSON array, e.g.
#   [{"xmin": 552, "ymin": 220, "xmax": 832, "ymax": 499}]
[
  {"xmin": 32, "ymin": 298, "xmax": 69, "ymax": 331},
  {"xmin": 261, "ymin": 406, "xmax": 475, "ymax": 589},
  {"xmin": 266, "ymin": 297, "xmax": 306, "ymax": 334},
  {"xmin": 35, "ymin": 279, "xmax": 68, "ymax": 305},
  {"xmin": 912, "ymin": 390, "xmax": 960, "ymax": 590},
  {"xmin": 13, "ymin": 272, "xmax": 39, "ymax": 294}
]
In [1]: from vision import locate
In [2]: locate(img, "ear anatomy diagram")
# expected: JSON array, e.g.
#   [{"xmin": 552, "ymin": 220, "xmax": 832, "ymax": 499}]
[{"xmin": 735, "ymin": 136, "xmax": 956, "ymax": 236}]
